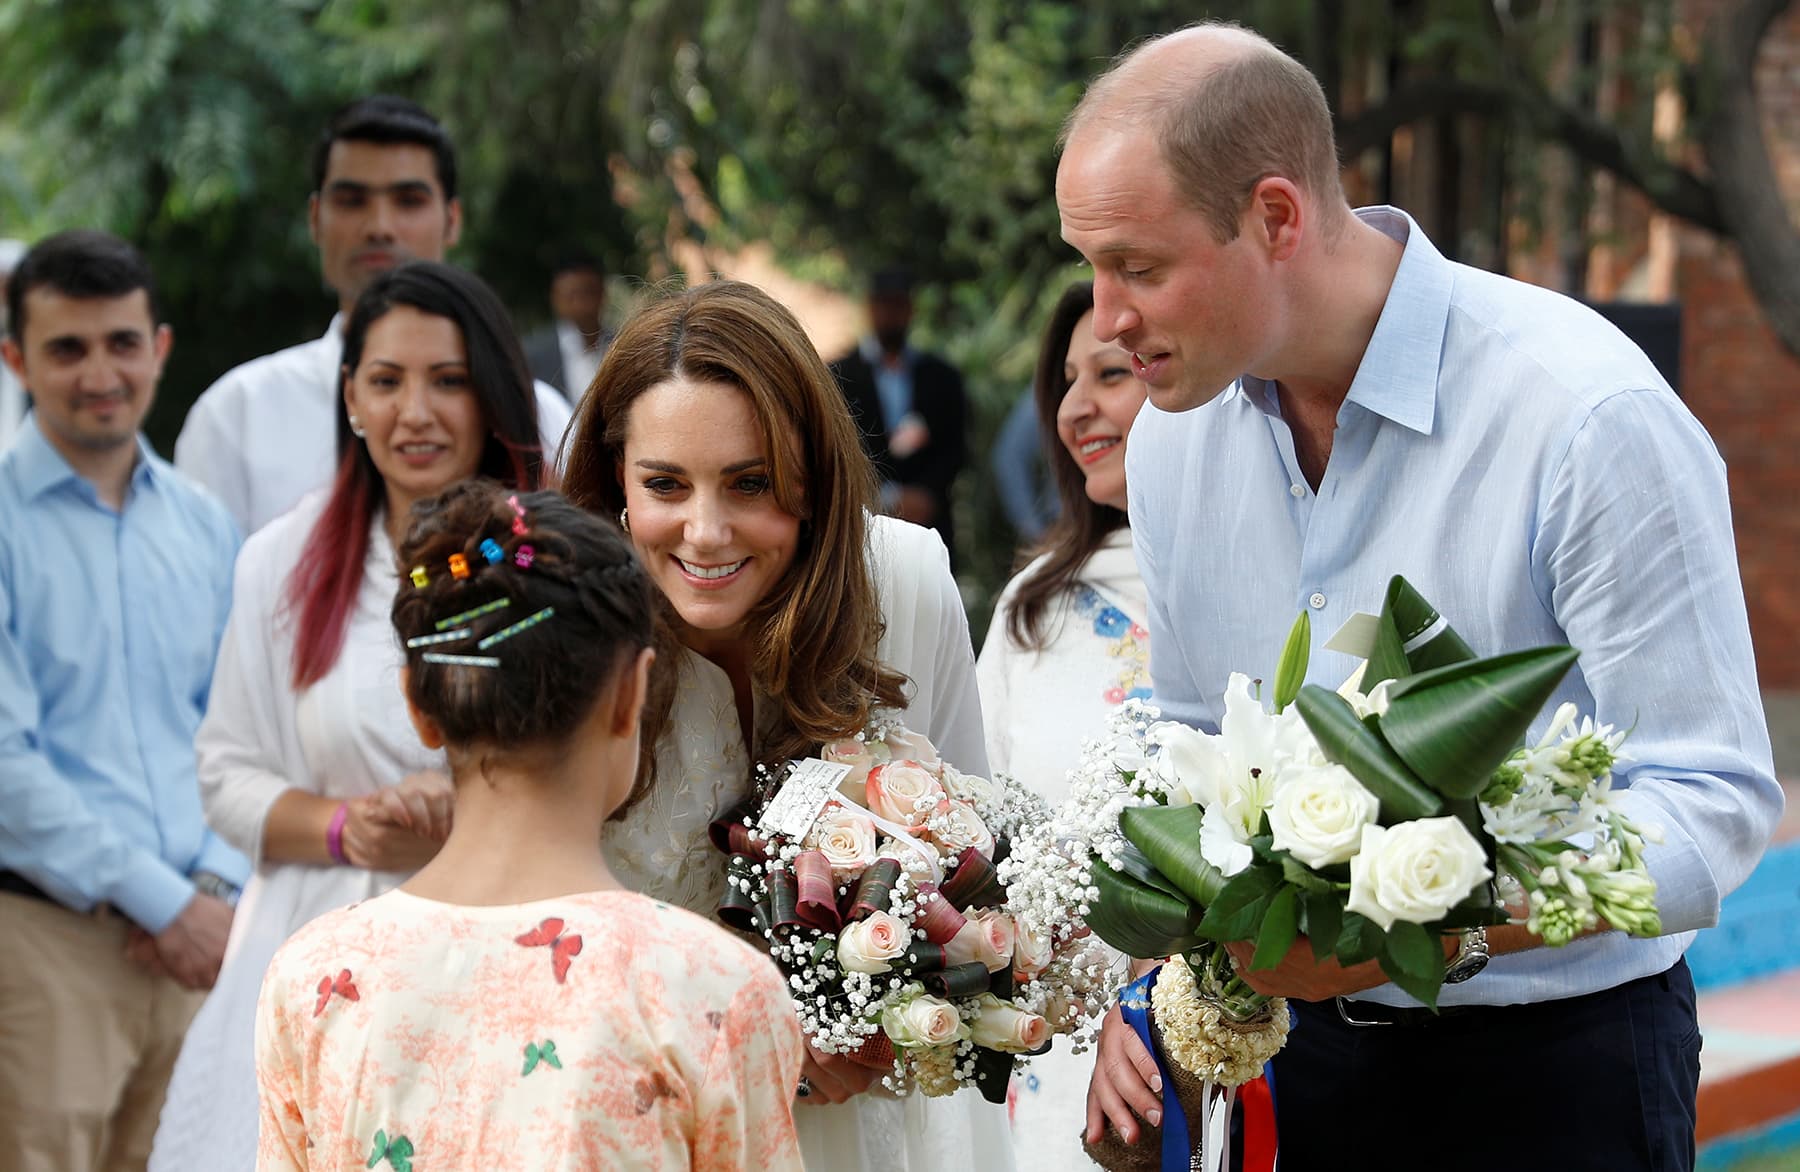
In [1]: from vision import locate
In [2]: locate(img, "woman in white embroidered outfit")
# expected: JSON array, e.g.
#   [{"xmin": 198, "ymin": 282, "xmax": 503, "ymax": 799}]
[
  {"xmin": 149, "ymin": 264, "xmax": 550, "ymax": 1170},
  {"xmin": 561, "ymin": 280, "xmax": 1011, "ymax": 1171},
  {"xmin": 976, "ymin": 282, "xmax": 1150, "ymax": 1168}
]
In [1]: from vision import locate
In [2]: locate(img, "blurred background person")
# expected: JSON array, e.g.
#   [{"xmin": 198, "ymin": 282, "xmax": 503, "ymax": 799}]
[
  {"xmin": 149, "ymin": 262, "xmax": 550, "ymax": 1171},
  {"xmin": 976, "ymin": 280, "xmax": 1149, "ymax": 1168},
  {"xmin": 0, "ymin": 238, "xmax": 31, "ymax": 450},
  {"xmin": 989, "ymin": 386, "xmax": 1058, "ymax": 544},
  {"xmin": 829, "ymin": 268, "xmax": 969, "ymax": 566},
  {"xmin": 523, "ymin": 251, "xmax": 611, "ymax": 404},
  {"xmin": 256, "ymin": 481, "xmax": 805, "ymax": 1171},
  {"xmin": 0, "ymin": 230, "xmax": 245, "ymax": 1172},
  {"xmin": 173, "ymin": 96, "xmax": 570, "ymax": 535}
]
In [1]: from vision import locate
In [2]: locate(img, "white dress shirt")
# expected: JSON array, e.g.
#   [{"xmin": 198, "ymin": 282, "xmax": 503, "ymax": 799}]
[
  {"xmin": 1126, "ymin": 207, "xmax": 1781, "ymax": 1007},
  {"xmin": 555, "ymin": 319, "xmax": 603, "ymax": 402},
  {"xmin": 174, "ymin": 316, "xmax": 574, "ymax": 535}
]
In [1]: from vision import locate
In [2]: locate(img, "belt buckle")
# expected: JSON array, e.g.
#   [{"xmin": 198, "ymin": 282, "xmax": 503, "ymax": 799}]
[{"xmin": 1335, "ymin": 997, "xmax": 1396, "ymax": 1028}]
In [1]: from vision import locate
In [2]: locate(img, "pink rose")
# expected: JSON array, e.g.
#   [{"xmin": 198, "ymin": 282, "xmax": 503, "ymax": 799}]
[
  {"xmin": 806, "ymin": 806, "xmax": 880, "ymax": 883},
  {"xmin": 837, "ymin": 910, "xmax": 912, "ymax": 974},
  {"xmin": 969, "ymin": 994, "xmax": 1051, "ymax": 1053},
  {"xmin": 945, "ymin": 909, "xmax": 1015, "ymax": 972},
  {"xmin": 866, "ymin": 761, "xmax": 946, "ymax": 825},
  {"xmin": 882, "ymin": 728, "xmax": 942, "ymax": 771},
  {"xmin": 1011, "ymin": 915, "xmax": 1055, "ymax": 982},
  {"xmin": 821, "ymin": 740, "xmax": 876, "ymax": 802},
  {"xmin": 926, "ymin": 799, "xmax": 995, "ymax": 859}
]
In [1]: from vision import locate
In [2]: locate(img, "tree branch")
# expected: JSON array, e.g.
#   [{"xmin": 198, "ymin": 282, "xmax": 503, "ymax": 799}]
[
  {"xmin": 1696, "ymin": 0, "xmax": 1800, "ymax": 357},
  {"xmin": 1335, "ymin": 76, "xmax": 1726, "ymax": 234}
]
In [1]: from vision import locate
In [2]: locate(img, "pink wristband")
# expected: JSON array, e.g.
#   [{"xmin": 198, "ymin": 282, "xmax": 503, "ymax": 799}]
[{"xmin": 326, "ymin": 802, "xmax": 350, "ymax": 865}]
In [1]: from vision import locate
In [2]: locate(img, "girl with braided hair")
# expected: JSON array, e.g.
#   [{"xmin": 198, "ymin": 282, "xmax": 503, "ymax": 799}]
[{"xmin": 252, "ymin": 482, "xmax": 804, "ymax": 1171}]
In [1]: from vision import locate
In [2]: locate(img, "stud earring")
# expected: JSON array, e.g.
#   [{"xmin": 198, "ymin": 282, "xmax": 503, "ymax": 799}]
[
  {"xmin": 348, "ymin": 414, "xmax": 366, "ymax": 439},
  {"xmin": 619, "ymin": 508, "xmax": 629, "ymax": 534}
]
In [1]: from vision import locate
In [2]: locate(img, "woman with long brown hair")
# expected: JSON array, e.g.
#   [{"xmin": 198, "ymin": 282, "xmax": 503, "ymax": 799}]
[
  {"xmin": 561, "ymin": 280, "xmax": 1008, "ymax": 1171},
  {"xmin": 976, "ymin": 280, "xmax": 1152, "ymax": 1169}
]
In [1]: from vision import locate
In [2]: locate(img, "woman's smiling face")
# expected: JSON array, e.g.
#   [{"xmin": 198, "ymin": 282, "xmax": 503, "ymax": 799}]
[{"xmin": 618, "ymin": 376, "xmax": 802, "ymax": 651}]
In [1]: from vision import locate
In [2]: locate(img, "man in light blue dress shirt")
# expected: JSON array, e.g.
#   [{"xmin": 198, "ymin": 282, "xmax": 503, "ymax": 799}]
[
  {"xmin": 1058, "ymin": 24, "xmax": 1779, "ymax": 1171},
  {"xmin": 0, "ymin": 231, "xmax": 246, "ymax": 1172}
]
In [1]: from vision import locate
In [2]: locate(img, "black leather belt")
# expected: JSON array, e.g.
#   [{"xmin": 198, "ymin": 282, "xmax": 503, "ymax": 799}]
[
  {"xmin": 1335, "ymin": 997, "xmax": 1480, "ymax": 1028},
  {"xmin": 0, "ymin": 870, "xmax": 55, "ymax": 904}
]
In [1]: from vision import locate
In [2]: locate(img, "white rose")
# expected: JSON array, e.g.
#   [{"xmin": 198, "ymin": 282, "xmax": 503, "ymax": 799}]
[
  {"xmin": 866, "ymin": 761, "xmax": 947, "ymax": 824},
  {"xmin": 945, "ymin": 908, "xmax": 1015, "ymax": 972},
  {"xmin": 883, "ymin": 728, "xmax": 942, "ymax": 770},
  {"xmin": 939, "ymin": 764, "xmax": 996, "ymax": 806},
  {"xmin": 837, "ymin": 910, "xmax": 912, "ymax": 974},
  {"xmin": 1011, "ymin": 915, "xmax": 1055, "ymax": 981},
  {"xmin": 1346, "ymin": 818, "xmax": 1493, "ymax": 931},
  {"xmin": 822, "ymin": 740, "xmax": 876, "ymax": 801},
  {"xmin": 807, "ymin": 806, "xmax": 880, "ymax": 882},
  {"xmin": 1267, "ymin": 763, "xmax": 1382, "ymax": 868},
  {"xmin": 969, "ymin": 993, "xmax": 1051, "ymax": 1053},
  {"xmin": 881, "ymin": 994, "xmax": 967, "ymax": 1048},
  {"xmin": 928, "ymin": 799, "xmax": 995, "ymax": 859}
]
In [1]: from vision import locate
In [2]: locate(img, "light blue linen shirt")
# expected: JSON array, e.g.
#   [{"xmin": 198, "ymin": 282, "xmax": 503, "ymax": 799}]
[
  {"xmin": 0, "ymin": 414, "xmax": 246, "ymax": 932},
  {"xmin": 1126, "ymin": 206, "xmax": 1781, "ymax": 1007}
]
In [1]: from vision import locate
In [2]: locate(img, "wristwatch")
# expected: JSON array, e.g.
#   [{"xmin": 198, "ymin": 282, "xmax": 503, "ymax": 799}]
[
  {"xmin": 191, "ymin": 870, "xmax": 241, "ymax": 907},
  {"xmin": 1443, "ymin": 926, "xmax": 1489, "ymax": 984}
]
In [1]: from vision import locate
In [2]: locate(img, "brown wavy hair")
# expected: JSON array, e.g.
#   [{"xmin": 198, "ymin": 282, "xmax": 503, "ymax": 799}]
[
  {"xmin": 1005, "ymin": 281, "xmax": 1130, "ymax": 651},
  {"xmin": 561, "ymin": 280, "xmax": 909, "ymax": 818}
]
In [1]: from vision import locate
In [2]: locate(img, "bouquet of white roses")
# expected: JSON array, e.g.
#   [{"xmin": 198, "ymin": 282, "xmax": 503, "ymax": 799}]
[
  {"xmin": 1039, "ymin": 576, "xmax": 1663, "ymax": 1172},
  {"xmin": 709, "ymin": 717, "xmax": 1113, "ymax": 1101}
]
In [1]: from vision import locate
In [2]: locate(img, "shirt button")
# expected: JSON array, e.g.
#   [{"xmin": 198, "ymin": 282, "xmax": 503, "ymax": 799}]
[
  {"xmin": 1309, "ymin": 592, "xmax": 1327, "ymax": 610},
  {"xmin": 1290, "ymin": 484, "xmax": 1305, "ymax": 498}
]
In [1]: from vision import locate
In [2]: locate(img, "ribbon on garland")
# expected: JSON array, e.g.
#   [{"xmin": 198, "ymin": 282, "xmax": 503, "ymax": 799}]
[
  {"xmin": 1116, "ymin": 967, "xmax": 1191, "ymax": 1172},
  {"xmin": 1242, "ymin": 1068, "xmax": 1276, "ymax": 1172}
]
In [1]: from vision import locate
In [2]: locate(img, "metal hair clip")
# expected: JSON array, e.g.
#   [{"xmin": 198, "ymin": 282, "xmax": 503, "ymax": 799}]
[
  {"xmin": 514, "ymin": 544, "xmax": 535, "ymax": 569},
  {"xmin": 406, "ymin": 628, "xmax": 472, "ymax": 649},
  {"xmin": 435, "ymin": 597, "xmax": 510, "ymax": 631},
  {"xmin": 449, "ymin": 553, "xmax": 471, "ymax": 580},
  {"xmin": 409, "ymin": 565, "xmax": 430, "ymax": 589},
  {"xmin": 476, "ymin": 606, "xmax": 555, "ymax": 650},
  {"xmin": 421, "ymin": 652, "xmax": 500, "ymax": 668},
  {"xmin": 479, "ymin": 538, "xmax": 505, "ymax": 565},
  {"xmin": 507, "ymin": 494, "xmax": 529, "ymax": 536}
]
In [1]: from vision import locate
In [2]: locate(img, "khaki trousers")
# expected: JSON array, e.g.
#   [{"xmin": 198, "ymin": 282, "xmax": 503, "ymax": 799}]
[{"xmin": 0, "ymin": 891, "xmax": 204, "ymax": 1172}]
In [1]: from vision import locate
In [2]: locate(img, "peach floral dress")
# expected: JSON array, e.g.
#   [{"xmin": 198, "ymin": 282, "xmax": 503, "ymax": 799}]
[{"xmin": 254, "ymin": 889, "xmax": 804, "ymax": 1171}]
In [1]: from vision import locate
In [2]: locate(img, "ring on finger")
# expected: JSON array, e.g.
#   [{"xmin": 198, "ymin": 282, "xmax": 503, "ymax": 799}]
[{"xmin": 796, "ymin": 1076, "xmax": 814, "ymax": 1100}]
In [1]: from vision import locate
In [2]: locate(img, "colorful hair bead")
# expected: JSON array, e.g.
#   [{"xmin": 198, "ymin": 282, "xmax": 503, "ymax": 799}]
[
  {"xmin": 514, "ymin": 545, "xmax": 535, "ymax": 569},
  {"xmin": 479, "ymin": 538, "xmax": 505, "ymax": 565},
  {"xmin": 409, "ymin": 565, "xmax": 429, "ymax": 589},
  {"xmin": 508, "ymin": 494, "xmax": 529, "ymax": 536},
  {"xmin": 476, "ymin": 606, "xmax": 555, "ymax": 650},
  {"xmin": 449, "ymin": 553, "xmax": 470, "ymax": 580}
]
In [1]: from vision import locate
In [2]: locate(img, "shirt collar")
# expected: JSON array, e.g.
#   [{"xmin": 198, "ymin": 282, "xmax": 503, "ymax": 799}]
[
  {"xmin": 859, "ymin": 335, "xmax": 914, "ymax": 370},
  {"xmin": 11, "ymin": 412, "xmax": 163, "ymax": 504},
  {"xmin": 1235, "ymin": 206, "xmax": 1451, "ymax": 436}
]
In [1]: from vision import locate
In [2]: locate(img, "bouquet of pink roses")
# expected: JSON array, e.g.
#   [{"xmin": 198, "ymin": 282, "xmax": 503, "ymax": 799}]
[{"xmin": 709, "ymin": 716, "xmax": 1113, "ymax": 1100}]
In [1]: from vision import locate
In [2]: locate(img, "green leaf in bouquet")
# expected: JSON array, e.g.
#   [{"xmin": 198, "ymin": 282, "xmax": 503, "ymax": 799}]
[
  {"xmin": 1334, "ymin": 910, "xmax": 1383, "ymax": 966},
  {"xmin": 1112, "ymin": 838, "xmax": 1192, "ymax": 902},
  {"xmin": 1303, "ymin": 892, "xmax": 1343, "ymax": 960},
  {"xmin": 1295, "ymin": 685, "xmax": 1442, "ymax": 822},
  {"xmin": 1086, "ymin": 857, "xmax": 1205, "ymax": 959},
  {"xmin": 1381, "ymin": 575, "xmax": 1477, "ymax": 674},
  {"xmin": 1380, "ymin": 646, "xmax": 1581, "ymax": 800},
  {"xmin": 1120, "ymin": 804, "xmax": 1228, "ymax": 908},
  {"xmin": 1377, "ymin": 920, "xmax": 1446, "ymax": 1010},
  {"xmin": 1197, "ymin": 864, "xmax": 1283, "ymax": 943},
  {"xmin": 1279, "ymin": 855, "xmax": 1338, "ymax": 894},
  {"xmin": 1273, "ymin": 610, "xmax": 1311, "ymax": 713},
  {"xmin": 1251, "ymin": 886, "xmax": 1300, "ymax": 970}
]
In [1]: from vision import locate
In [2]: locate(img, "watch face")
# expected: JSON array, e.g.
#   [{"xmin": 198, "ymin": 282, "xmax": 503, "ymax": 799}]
[{"xmin": 1444, "ymin": 953, "xmax": 1488, "ymax": 985}]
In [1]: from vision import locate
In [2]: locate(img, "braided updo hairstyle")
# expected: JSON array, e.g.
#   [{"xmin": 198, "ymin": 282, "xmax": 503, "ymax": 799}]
[{"xmin": 392, "ymin": 480, "xmax": 654, "ymax": 755}]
